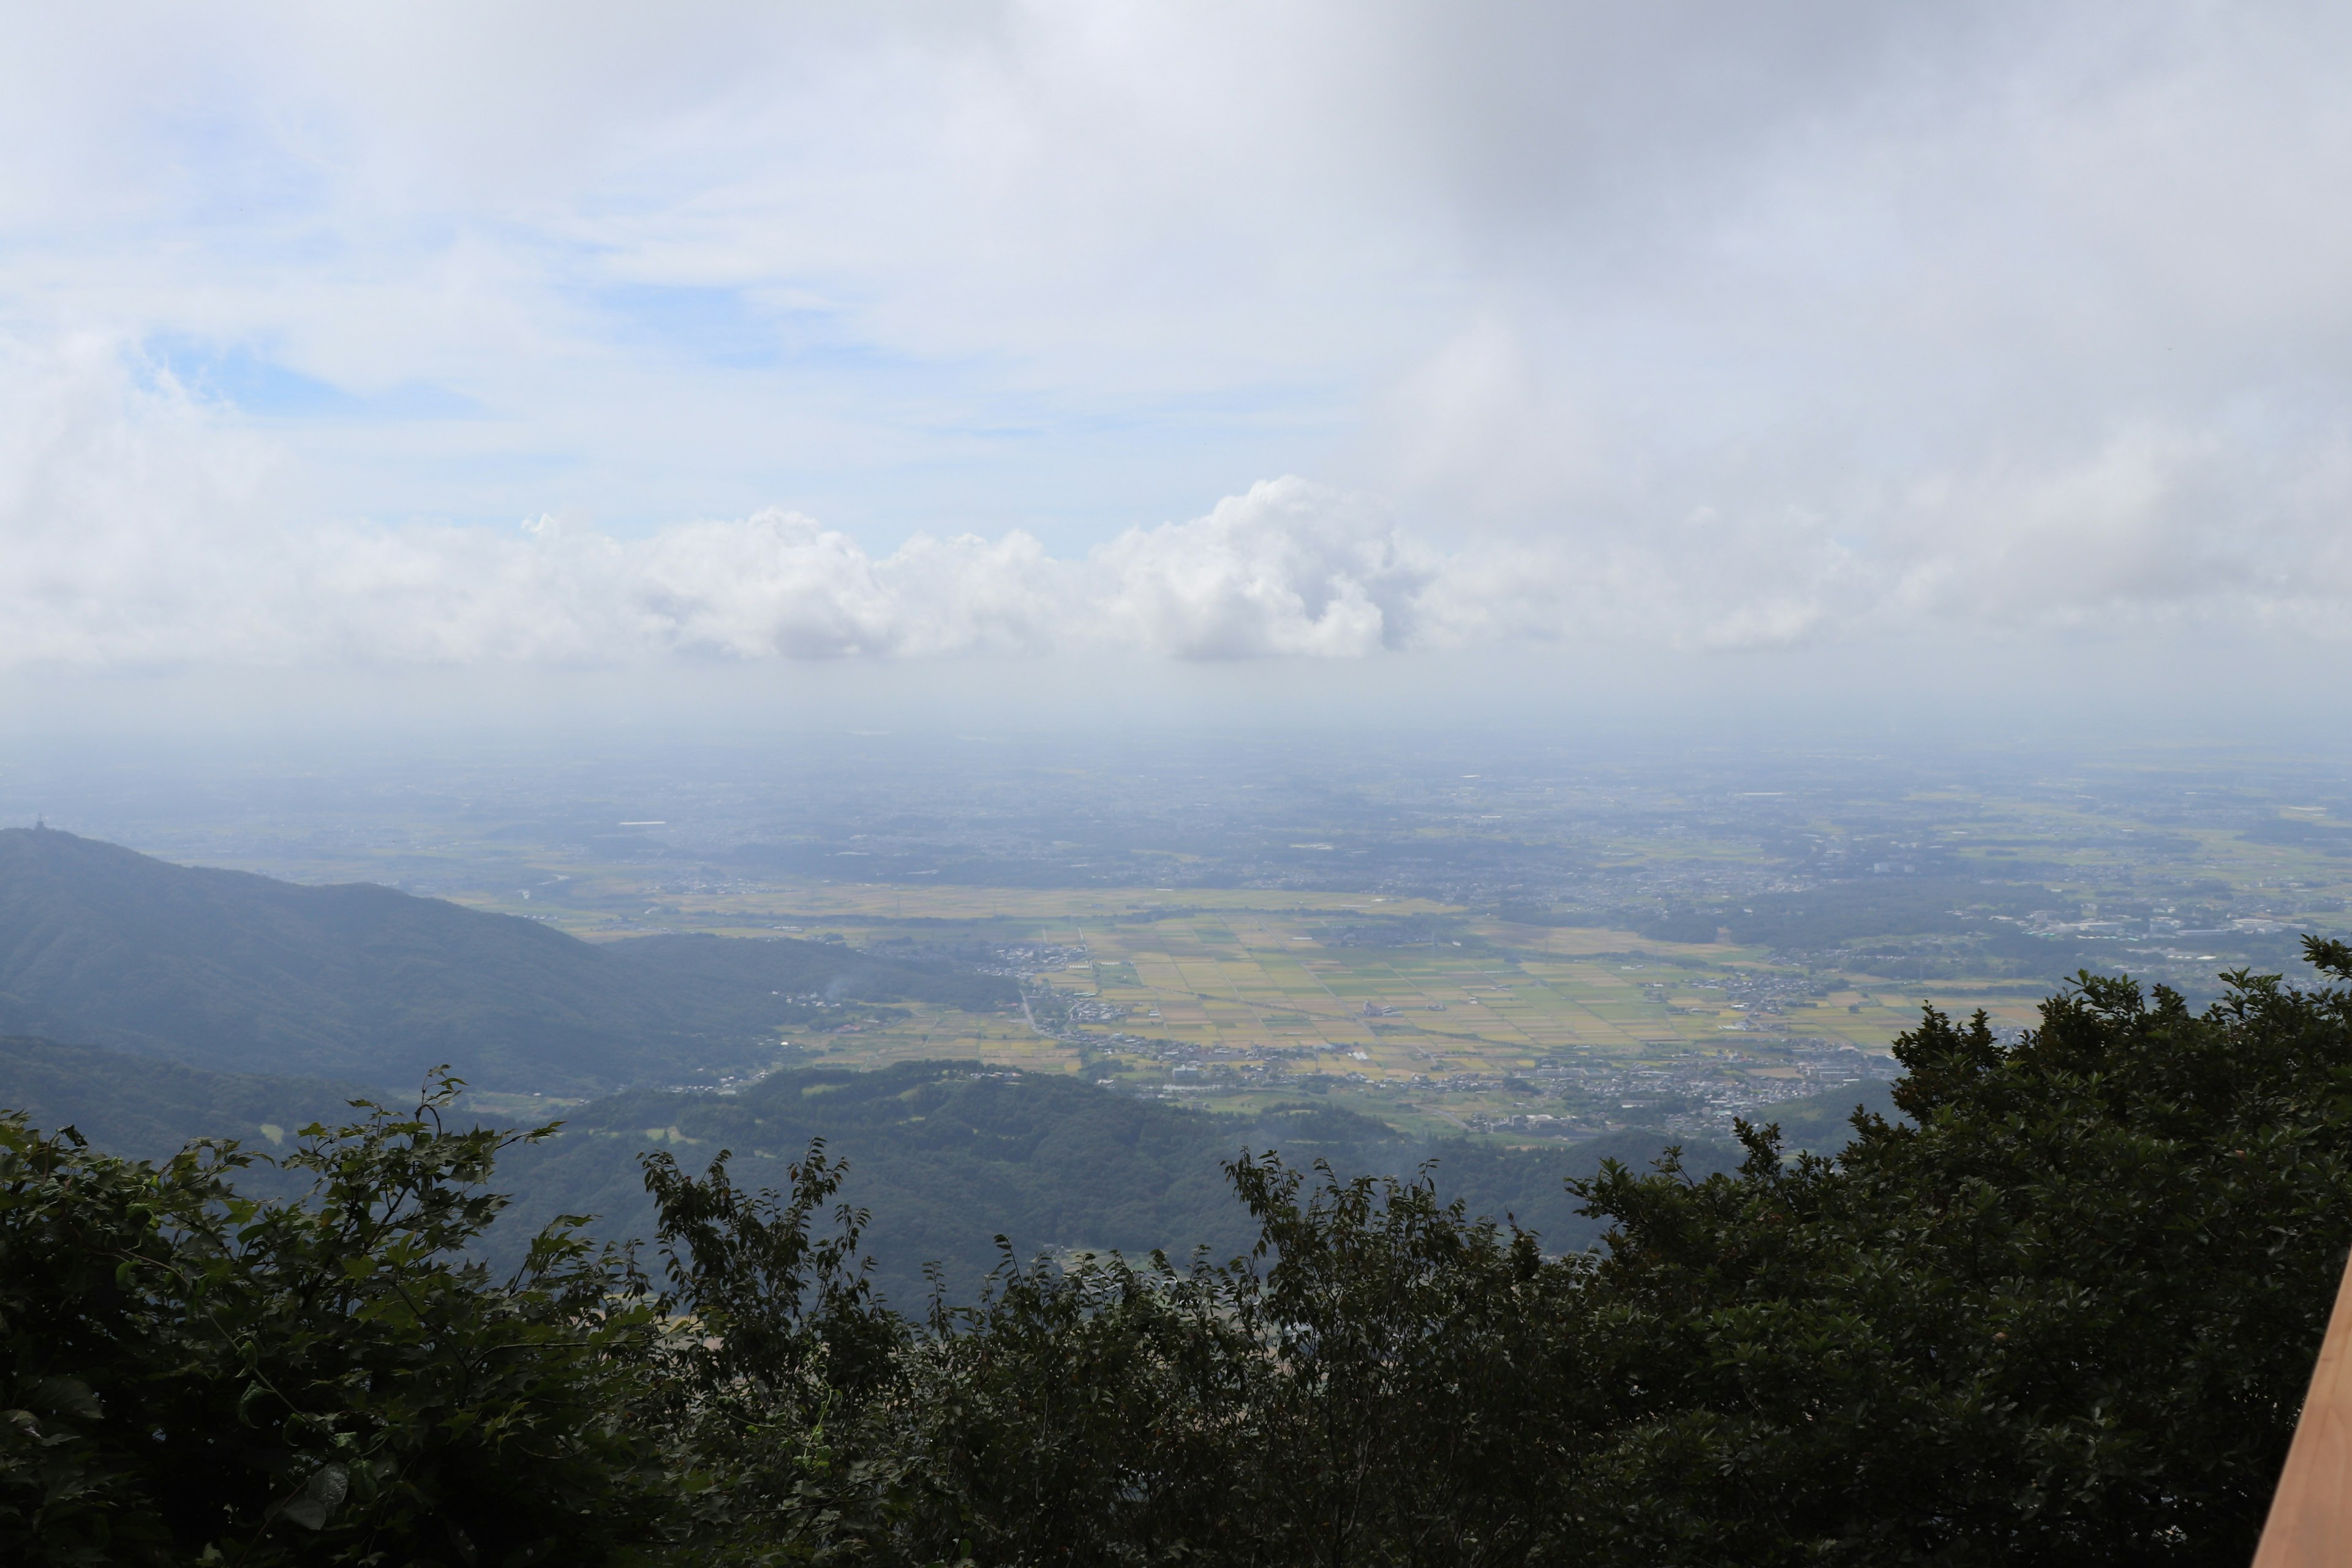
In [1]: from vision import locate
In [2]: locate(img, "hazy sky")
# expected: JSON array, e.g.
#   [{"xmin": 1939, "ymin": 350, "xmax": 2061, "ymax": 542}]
[{"xmin": 3, "ymin": 2, "xmax": 2349, "ymax": 692}]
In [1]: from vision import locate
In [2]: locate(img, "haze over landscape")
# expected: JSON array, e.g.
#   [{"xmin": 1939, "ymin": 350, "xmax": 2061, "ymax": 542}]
[{"xmin": 7, "ymin": 5, "xmax": 2352, "ymax": 1564}]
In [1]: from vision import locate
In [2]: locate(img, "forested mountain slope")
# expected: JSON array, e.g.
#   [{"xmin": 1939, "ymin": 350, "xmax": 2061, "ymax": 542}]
[
  {"xmin": 488, "ymin": 1065, "xmax": 1896, "ymax": 1302},
  {"xmin": 0, "ymin": 827, "xmax": 1014, "ymax": 1091},
  {"xmin": 0, "ymin": 1033, "xmax": 1901, "ymax": 1303},
  {"xmin": 0, "ymin": 1035, "xmax": 373, "ymax": 1164}
]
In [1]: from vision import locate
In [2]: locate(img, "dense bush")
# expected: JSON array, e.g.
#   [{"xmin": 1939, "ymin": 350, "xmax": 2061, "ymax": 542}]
[
  {"xmin": 7, "ymin": 938, "xmax": 2351, "ymax": 1565},
  {"xmin": 0, "ymin": 1090, "xmax": 666, "ymax": 1565}
]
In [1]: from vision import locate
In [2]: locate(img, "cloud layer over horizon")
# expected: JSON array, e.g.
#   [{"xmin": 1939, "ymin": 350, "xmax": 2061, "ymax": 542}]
[{"xmin": 3, "ymin": 3, "xmax": 2351, "ymax": 671}]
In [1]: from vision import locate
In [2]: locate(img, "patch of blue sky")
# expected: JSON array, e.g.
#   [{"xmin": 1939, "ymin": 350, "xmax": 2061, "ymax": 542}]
[
  {"xmin": 142, "ymin": 337, "xmax": 481, "ymax": 421},
  {"xmin": 590, "ymin": 283, "xmax": 791, "ymax": 371},
  {"xmin": 587, "ymin": 282, "xmax": 945, "ymax": 377},
  {"xmin": 138, "ymin": 94, "xmax": 342, "ymax": 232}
]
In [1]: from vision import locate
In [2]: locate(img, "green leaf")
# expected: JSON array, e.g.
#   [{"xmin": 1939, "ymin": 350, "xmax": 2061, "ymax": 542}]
[
  {"xmin": 30, "ymin": 1376, "xmax": 103, "ymax": 1422},
  {"xmin": 277, "ymin": 1462, "xmax": 349, "ymax": 1531}
]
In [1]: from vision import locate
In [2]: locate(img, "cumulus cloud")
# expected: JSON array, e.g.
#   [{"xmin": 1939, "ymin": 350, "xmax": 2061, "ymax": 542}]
[
  {"xmin": 0, "ymin": 334, "xmax": 290, "ymax": 665},
  {"xmin": 7, "ymin": 334, "xmax": 2352, "ymax": 669},
  {"xmin": 1084, "ymin": 481, "xmax": 1435, "ymax": 658},
  {"xmin": 0, "ymin": 369, "xmax": 1427, "ymax": 663}
]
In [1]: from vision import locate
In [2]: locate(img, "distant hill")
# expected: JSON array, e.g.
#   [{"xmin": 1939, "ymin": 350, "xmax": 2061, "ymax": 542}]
[
  {"xmin": 1755, "ymin": 1075, "xmax": 1902, "ymax": 1150},
  {"xmin": 0, "ymin": 828, "xmax": 1015, "ymax": 1092},
  {"xmin": 0, "ymin": 1033, "xmax": 376, "ymax": 1163},
  {"xmin": 488, "ymin": 1065, "xmax": 1890, "ymax": 1304},
  {"xmin": 0, "ymin": 1036, "xmax": 1897, "ymax": 1306},
  {"xmin": 0, "ymin": 1035, "xmax": 386, "ymax": 1202}
]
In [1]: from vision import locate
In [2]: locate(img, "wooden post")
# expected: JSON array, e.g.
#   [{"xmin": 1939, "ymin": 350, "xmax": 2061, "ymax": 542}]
[{"xmin": 2256, "ymin": 1249, "xmax": 2352, "ymax": 1565}]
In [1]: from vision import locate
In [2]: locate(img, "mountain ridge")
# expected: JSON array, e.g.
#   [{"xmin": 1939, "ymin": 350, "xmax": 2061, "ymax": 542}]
[{"xmin": 0, "ymin": 827, "xmax": 1014, "ymax": 1092}]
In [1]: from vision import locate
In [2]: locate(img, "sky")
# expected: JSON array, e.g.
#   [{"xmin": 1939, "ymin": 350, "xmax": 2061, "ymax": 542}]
[{"xmin": 2, "ymin": 1, "xmax": 2349, "ymax": 731}]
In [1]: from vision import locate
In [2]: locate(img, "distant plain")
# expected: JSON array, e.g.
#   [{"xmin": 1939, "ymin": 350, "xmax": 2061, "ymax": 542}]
[{"xmin": 13, "ymin": 732, "xmax": 2340, "ymax": 1141}]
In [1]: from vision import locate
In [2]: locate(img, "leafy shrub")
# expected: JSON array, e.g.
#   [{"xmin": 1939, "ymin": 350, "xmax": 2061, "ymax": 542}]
[{"xmin": 0, "ymin": 1082, "xmax": 666, "ymax": 1566}]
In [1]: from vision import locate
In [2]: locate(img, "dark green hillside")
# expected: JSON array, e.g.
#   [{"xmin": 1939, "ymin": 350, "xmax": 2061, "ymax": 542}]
[
  {"xmin": 0, "ymin": 1031, "xmax": 1845, "ymax": 1306},
  {"xmin": 501, "ymin": 1065, "xmax": 1293, "ymax": 1302},
  {"xmin": 0, "ymin": 1035, "xmax": 375, "ymax": 1166},
  {"xmin": 0, "ymin": 1035, "xmax": 386, "ymax": 1205},
  {"xmin": 494, "ymin": 1063, "xmax": 1757, "ymax": 1303},
  {"xmin": 0, "ymin": 827, "xmax": 1014, "ymax": 1092},
  {"xmin": 1748, "ymin": 1073, "xmax": 1901, "ymax": 1149},
  {"xmin": 1412, "ymin": 1079, "xmax": 1896, "ymax": 1247},
  {"xmin": 0, "ymin": 827, "xmax": 668, "ymax": 1089}
]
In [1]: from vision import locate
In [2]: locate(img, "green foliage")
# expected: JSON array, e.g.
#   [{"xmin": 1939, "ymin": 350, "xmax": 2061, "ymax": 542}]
[
  {"xmin": 1219, "ymin": 1156, "xmax": 1584, "ymax": 1566},
  {"xmin": 0, "ymin": 1076, "xmax": 666, "ymax": 1566},
  {"xmin": 636, "ymin": 1148, "xmax": 917, "ymax": 1567},
  {"xmin": 645, "ymin": 1144, "xmax": 894, "ymax": 1400},
  {"xmin": 10, "ymin": 942, "xmax": 2352, "ymax": 1564},
  {"xmin": 1562, "ymin": 935, "xmax": 2352, "ymax": 1564},
  {"xmin": 897, "ymin": 1246, "xmax": 1262, "ymax": 1564}
]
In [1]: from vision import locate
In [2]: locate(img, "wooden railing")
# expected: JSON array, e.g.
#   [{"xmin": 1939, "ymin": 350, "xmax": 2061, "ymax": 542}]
[{"xmin": 2256, "ymin": 1250, "xmax": 2352, "ymax": 1564}]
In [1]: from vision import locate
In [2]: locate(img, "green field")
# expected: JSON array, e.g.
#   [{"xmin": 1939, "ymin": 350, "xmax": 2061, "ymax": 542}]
[{"xmin": 410, "ymin": 875, "xmax": 2050, "ymax": 1131}]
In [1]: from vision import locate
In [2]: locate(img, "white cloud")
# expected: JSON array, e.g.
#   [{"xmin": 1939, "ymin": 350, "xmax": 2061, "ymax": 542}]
[
  {"xmin": 1083, "ymin": 480, "xmax": 1433, "ymax": 658},
  {"xmin": 6, "ymin": 333, "xmax": 2352, "ymax": 669},
  {"xmin": 0, "ymin": 334, "xmax": 290, "ymax": 665},
  {"xmin": 4, "ymin": 5, "xmax": 2352, "ymax": 673}
]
